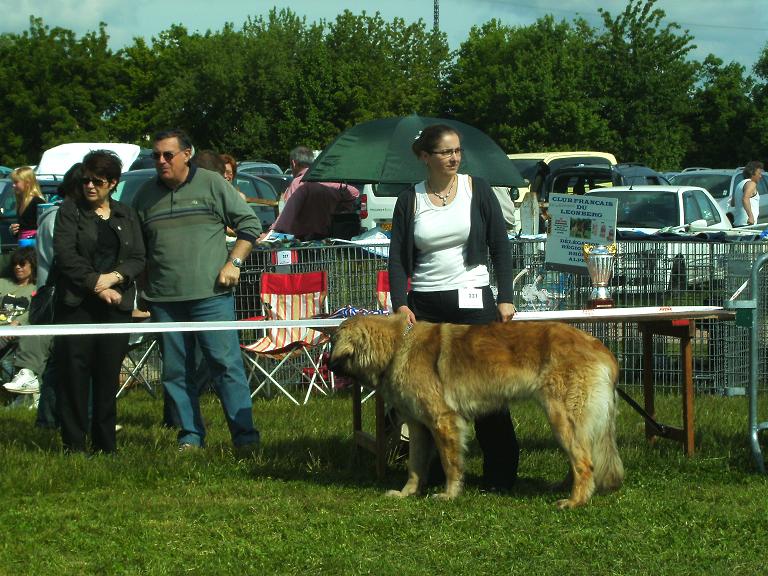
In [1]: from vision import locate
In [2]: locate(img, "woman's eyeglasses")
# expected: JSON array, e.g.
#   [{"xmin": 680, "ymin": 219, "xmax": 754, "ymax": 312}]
[
  {"xmin": 151, "ymin": 150, "xmax": 185, "ymax": 162},
  {"xmin": 430, "ymin": 147, "xmax": 463, "ymax": 158},
  {"xmin": 80, "ymin": 176, "xmax": 109, "ymax": 187}
]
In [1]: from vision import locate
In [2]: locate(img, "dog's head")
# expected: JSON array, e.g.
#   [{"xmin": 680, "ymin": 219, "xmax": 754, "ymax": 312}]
[{"xmin": 327, "ymin": 315, "xmax": 404, "ymax": 385}]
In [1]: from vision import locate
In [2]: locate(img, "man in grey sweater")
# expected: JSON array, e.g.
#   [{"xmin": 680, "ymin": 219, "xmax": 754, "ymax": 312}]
[{"xmin": 134, "ymin": 129, "xmax": 261, "ymax": 455}]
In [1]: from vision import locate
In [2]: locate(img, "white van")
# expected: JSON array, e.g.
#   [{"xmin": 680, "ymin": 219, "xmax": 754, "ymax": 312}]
[
  {"xmin": 359, "ymin": 182, "xmax": 411, "ymax": 232},
  {"xmin": 36, "ymin": 143, "xmax": 141, "ymax": 177}
]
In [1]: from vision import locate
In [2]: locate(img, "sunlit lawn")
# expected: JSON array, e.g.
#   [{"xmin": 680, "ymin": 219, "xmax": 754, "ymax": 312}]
[{"xmin": 0, "ymin": 388, "xmax": 765, "ymax": 575}]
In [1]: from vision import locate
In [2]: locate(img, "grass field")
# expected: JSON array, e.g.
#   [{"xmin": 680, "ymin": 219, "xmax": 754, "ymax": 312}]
[{"xmin": 1, "ymin": 389, "xmax": 766, "ymax": 575}]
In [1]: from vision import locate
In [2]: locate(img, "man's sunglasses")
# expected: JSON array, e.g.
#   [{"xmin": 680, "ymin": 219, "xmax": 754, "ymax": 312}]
[
  {"xmin": 151, "ymin": 149, "xmax": 186, "ymax": 162},
  {"xmin": 80, "ymin": 176, "xmax": 109, "ymax": 187}
]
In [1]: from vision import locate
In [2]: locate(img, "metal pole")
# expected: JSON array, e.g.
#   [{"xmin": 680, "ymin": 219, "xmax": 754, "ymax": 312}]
[{"xmin": 749, "ymin": 252, "xmax": 768, "ymax": 473}]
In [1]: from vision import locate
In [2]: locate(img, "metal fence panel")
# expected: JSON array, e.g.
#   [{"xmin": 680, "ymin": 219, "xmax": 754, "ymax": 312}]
[{"xmin": 237, "ymin": 239, "xmax": 768, "ymax": 394}]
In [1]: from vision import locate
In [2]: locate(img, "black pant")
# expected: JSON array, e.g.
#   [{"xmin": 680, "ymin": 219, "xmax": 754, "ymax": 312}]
[
  {"xmin": 54, "ymin": 298, "xmax": 130, "ymax": 454},
  {"xmin": 408, "ymin": 286, "xmax": 520, "ymax": 488}
]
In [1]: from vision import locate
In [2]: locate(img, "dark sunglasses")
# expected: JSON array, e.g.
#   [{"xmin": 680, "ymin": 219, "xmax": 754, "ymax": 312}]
[
  {"xmin": 80, "ymin": 176, "xmax": 109, "ymax": 187},
  {"xmin": 151, "ymin": 149, "xmax": 186, "ymax": 162}
]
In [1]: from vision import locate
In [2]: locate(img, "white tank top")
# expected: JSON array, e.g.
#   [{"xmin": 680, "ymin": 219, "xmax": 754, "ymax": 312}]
[
  {"xmin": 733, "ymin": 178, "xmax": 759, "ymax": 226},
  {"xmin": 411, "ymin": 174, "xmax": 490, "ymax": 292}
]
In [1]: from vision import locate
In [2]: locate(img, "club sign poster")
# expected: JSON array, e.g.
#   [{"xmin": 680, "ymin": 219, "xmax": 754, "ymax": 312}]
[{"xmin": 545, "ymin": 193, "xmax": 618, "ymax": 273}]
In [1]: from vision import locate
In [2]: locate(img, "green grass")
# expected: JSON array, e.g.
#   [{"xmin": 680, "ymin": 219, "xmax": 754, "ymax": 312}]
[{"xmin": 1, "ymin": 390, "xmax": 766, "ymax": 575}]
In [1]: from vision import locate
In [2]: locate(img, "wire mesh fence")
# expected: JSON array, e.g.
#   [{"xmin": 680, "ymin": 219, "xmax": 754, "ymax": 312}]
[
  {"xmin": 5, "ymin": 237, "xmax": 762, "ymax": 397},
  {"xmin": 236, "ymin": 239, "xmax": 768, "ymax": 395}
]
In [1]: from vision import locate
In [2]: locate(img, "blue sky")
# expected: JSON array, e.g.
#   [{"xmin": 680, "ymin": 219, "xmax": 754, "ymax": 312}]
[{"xmin": 3, "ymin": 0, "xmax": 766, "ymax": 72}]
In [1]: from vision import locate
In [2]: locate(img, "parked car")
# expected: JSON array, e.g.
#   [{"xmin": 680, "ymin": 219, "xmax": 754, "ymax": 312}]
[
  {"xmin": 0, "ymin": 176, "xmax": 62, "ymax": 247},
  {"xmin": 669, "ymin": 168, "xmax": 768, "ymax": 224},
  {"xmin": 238, "ymin": 160, "xmax": 283, "ymax": 176},
  {"xmin": 508, "ymin": 151, "xmax": 618, "ymax": 232},
  {"xmin": 540, "ymin": 162, "xmax": 669, "ymax": 202},
  {"xmin": 584, "ymin": 185, "xmax": 732, "ymax": 290},
  {"xmin": 257, "ymin": 173, "xmax": 293, "ymax": 196},
  {"xmin": 113, "ymin": 168, "xmax": 155, "ymax": 206},
  {"xmin": 234, "ymin": 173, "xmax": 279, "ymax": 229},
  {"xmin": 128, "ymin": 148, "xmax": 155, "ymax": 170},
  {"xmin": 115, "ymin": 169, "xmax": 279, "ymax": 229},
  {"xmin": 359, "ymin": 182, "xmax": 410, "ymax": 232},
  {"xmin": 36, "ymin": 142, "xmax": 141, "ymax": 176}
]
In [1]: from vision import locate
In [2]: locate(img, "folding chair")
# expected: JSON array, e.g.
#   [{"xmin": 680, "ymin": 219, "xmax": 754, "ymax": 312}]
[
  {"xmin": 117, "ymin": 314, "xmax": 159, "ymax": 399},
  {"xmin": 240, "ymin": 271, "xmax": 332, "ymax": 406}
]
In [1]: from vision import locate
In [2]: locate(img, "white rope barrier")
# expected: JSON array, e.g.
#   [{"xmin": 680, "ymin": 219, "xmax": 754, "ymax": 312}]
[
  {"xmin": 0, "ymin": 306, "xmax": 730, "ymax": 337},
  {"xmin": 0, "ymin": 318, "xmax": 346, "ymax": 337}
]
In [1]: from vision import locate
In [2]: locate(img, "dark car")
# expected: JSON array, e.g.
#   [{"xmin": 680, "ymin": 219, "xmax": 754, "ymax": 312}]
[
  {"xmin": 0, "ymin": 176, "xmax": 62, "ymax": 248},
  {"xmin": 128, "ymin": 148, "xmax": 155, "ymax": 170},
  {"xmin": 238, "ymin": 160, "xmax": 283, "ymax": 176},
  {"xmin": 114, "ymin": 168, "xmax": 155, "ymax": 206},
  {"xmin": 257, "ymin": 173, "xmax": 293, "ymax": 196},
  {"xmin": 538, "ymin": 162, "xmax": 669, "ymax": 202},
  {"xmin": 234, "ymin": 173, "xmax": 279, "ymax": 229},
  {"xmin": 115, "ymin": 169, "xmax": 279, "ymax": 230}
]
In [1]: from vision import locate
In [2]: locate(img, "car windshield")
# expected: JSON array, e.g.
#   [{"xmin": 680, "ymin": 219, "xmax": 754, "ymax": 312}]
[
  {"xmin": 508, "ymin": 159, "xmax": 540, "ymax": 182},
  {"xmin": 670, "ymin": 173, "xmax": 732, "ymax": 199},
  {"xmin": 373, "ymin": 183, "xmax": 412, "ymax": 197},
  {"xmin": 587, "ymin": 191, "xmax": 680, "ymax": 228}
]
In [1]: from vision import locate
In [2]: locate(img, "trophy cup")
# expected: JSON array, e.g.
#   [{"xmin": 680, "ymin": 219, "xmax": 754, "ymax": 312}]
[{"xmin": 582, "ymin": 243, "xmax": 617, "ymax": 309}]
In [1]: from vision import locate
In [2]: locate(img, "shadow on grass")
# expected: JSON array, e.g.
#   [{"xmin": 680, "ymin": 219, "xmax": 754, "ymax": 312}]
[{"xmin": 244, "ymin": 433, "xmax": 570, "ymax": 500}]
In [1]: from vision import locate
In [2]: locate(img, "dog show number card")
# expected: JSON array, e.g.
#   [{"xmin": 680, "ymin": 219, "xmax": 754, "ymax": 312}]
[{"xmin": 545, "ymin": 194, "xmax": 618, "ymax": 273}]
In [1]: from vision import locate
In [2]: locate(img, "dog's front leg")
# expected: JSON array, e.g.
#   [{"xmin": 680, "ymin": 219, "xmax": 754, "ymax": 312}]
[
  {"xmin": 386, "ymin": 420, "xmax": 431, "ymax": 498},
  {"xmin": 432, "ymin": 412, "xmax": 467, "ymax": 499}
]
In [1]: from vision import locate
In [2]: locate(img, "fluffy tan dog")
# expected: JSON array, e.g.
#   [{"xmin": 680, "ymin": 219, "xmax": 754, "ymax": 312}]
[{"xmin": 328, "ymin": 314, "xmax": 624, "ymax": 508}]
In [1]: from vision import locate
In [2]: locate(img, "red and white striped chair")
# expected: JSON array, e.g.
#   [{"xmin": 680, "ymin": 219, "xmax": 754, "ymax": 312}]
[{"xmin": 240, "ymin": 271, "xmax": 331, "ymax": 405}]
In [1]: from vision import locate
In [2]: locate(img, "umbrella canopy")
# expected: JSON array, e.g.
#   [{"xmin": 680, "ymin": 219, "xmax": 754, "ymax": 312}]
[{"xmin": 304, "ymin": 114, "xmax": 525, "ymax": 187}]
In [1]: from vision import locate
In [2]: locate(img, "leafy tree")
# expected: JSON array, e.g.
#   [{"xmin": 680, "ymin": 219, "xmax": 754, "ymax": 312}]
[
  {"xmin": 685, "ymin": 55, "xmax": 758, "ymax": 167},
  {"xmin": 446, "ymin": 16, "xmax": 612, "ymax": 153},
  {"xmin": 0, "ymin": 17, "xmax": 119, "ymax": 165},
  {"xmin": 592, "ymin": 0, "xmax": 697, "ymax": 168}
]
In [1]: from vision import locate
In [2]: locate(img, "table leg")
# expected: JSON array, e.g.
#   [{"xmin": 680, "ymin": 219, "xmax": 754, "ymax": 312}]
[{"xmin": 642, "ymin": 327, "xmax": 656, "ymax": 445}]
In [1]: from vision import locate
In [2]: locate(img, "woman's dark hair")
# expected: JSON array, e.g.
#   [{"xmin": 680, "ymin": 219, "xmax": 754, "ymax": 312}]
[
  {"xmin": 83, "ymin": 150, "xmax": 122, "ymax": 183},
  {"xmin": 58, "ymin": 162, "xmax": 84, "ymax": 198},
  {"xmin": 412, "ymin": 124, "xmax": 460, "ymax": 157},
  {"xmin": 11, "ymin": 246, "xmax": 37, "ymax": 283},
  {"xmin": 743, "ymin": 161, "xmax": 764, "ymax": 179}
]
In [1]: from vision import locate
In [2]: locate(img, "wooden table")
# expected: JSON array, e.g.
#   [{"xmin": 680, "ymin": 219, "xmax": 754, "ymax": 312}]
[{"xmin": 351, "ymin": 306, "xmax": 735, "ymax": 479}]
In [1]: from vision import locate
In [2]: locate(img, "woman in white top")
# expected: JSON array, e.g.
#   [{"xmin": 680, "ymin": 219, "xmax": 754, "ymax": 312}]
[
  {"xmin": 388, "ymin": 124, "xmax": 519, "ymax": 491},
  {"xmin": 733, "ymin": 161, "xmax": 764, "ymax": 226}
]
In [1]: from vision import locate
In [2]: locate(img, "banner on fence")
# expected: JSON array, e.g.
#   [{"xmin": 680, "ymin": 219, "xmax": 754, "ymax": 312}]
[{"xmin": 545, "ymin": 193, "xmax": 618, "ymax": 273}]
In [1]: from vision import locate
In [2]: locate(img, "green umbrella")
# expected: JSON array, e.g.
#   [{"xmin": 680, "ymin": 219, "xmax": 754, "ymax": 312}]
[{"xmin": 303, "ymin": 114, "xmax": 525, "ymax": 187}]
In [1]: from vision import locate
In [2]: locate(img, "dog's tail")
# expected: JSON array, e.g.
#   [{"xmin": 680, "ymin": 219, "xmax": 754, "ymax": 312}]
[{"xmin": 590, "ymin": 363, "xmax": 625, "ymax": 493}]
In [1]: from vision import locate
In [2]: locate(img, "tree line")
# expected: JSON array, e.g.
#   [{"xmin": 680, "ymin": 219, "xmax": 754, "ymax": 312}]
[{"xmin": 0, "ymin": 0, "xmax": 765, "ymax": 171}]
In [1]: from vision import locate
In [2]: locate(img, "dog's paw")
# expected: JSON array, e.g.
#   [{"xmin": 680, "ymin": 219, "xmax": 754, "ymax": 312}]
[
  {"xmin": 430, "ymin": 492, "xmax": 456, "ymax": 500},
  {"xmin": 556, "ymin": 498, "xmax": 586, "ymax": 509},
  {"xmin": 385, "ymin": 489, "xmax": 409, "ymax": 498}
]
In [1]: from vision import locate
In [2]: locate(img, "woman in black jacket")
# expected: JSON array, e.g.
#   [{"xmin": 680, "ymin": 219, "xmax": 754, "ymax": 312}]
[
  {"xmin": 388, "ymin": 124, "xmax": 519, "ymax": 491},
  {"xmin": 53, "ymin": 150, "xmax": 146, "ymax": 454}
]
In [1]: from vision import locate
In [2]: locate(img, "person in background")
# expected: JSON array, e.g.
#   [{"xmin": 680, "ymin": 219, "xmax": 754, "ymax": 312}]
[
  {"xmin": 9, "ymin": 167, "xmax": 46, "ymax": 241},
  {"xmin": 733, "ymin": 161, "xmax": 764, "ymax": 226},
  {"xmin": 53, "ymin": 150, "xmax": 145, "ymax": 454},
  {"xmin": 0, "ymin": 248, "xmax": 38, "ymax": 400},
  {"xmin": 3, "ymin": 163, "xmax": 84, "ymax": 425},
  {"xmin": 388, "ymin": 123, "xmax": 519, "ymax": 492},
  {"xmin": 267, "ymin": 145, "xmax": 359, "ymax": 241},
  {"xmin": 221, "ymin": 154, "xmax": 237, "ymax": 184},
  {"xmin": 133, "ymin": 129, "xmax": 261, "ymax": 456}
]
